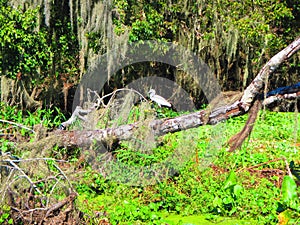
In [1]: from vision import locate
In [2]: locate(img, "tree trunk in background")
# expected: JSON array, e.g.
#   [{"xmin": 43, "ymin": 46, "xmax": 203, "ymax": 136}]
[{"xmin": 1, "ymin": 76, "xmax": 42, "ymax": 110}]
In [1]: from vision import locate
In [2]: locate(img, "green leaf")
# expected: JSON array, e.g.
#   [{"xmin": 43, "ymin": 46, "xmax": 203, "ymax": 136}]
[
  {"xmin": 213, "ymin": 196, "xmax": 222, "ymax": 207},
  {"xmin": 223, "ymin": 171, "xmax": 237, "ymax": 190},
  {"xmin": 233, "ymin": 184, "xmax": 243, "ymax": 197},
  {"xmin": 281, "ymin": 176, "xmax": 298, "ymax": 205},
  {"xmin": 223, "ymin": 196, "xmax": 234, "ymax": 204}
]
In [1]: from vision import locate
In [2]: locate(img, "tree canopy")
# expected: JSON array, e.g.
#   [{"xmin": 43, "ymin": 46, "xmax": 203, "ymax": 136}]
[{"xmin": 0, "ymin": 0, "xmax": 299, "ymax": 109}]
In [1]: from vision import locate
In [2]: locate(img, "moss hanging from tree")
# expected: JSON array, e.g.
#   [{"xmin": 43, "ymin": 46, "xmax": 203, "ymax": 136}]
[{"xmin": 1, "ymin": 0, "xmax": 299, "ymax": 110}]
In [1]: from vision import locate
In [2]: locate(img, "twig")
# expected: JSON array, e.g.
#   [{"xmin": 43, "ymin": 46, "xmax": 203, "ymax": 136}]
[
  {"xmin": 46, "ymin": 175, "xmax": 64, "ymax": 207},
  {"xmin": 0, "ymin": 168, "xmax": 15, "ymax": 203},
  {"xmin": 43, "ymin": 192, "xmax": 77, "ymax": 222},
  {"xmin": 7, "ymin": 160, "xmax": 42, "ymax": 195},
  {"xmin": 32, "ymin": 176, "xmax": 58, "ymax": 185},
  {"xmin": 97, "ymin": 88, "xmax": 148, "ymax": 108},
  {"xmin": 45, "ymin": 162, "xmax": 74, "ymax": 207},
  {"xmin": 1, "ymin": 157, "xmax": 73, "ymax": 202},
  {"xmin": 11, "ymin": 206, "xmax": 47, "ymax": 213},
  {"xmin": 263, "ymin": 91, "xmax": 300, "ymax": 106},
  {"xmin": 0, "ymin": 119, "xmax": 35, "ymax": 134},
  {"xmin": 237, "ymin": 158, "xmax": 283, "ymax": 173},
  {"xmin": 2, "ymin": 158, "xmax": 68, "ymax": 163},
  {"xmin": 87, "ymin": 88, "xmax": 104, "ymax": 107},
  {"xmin": 60, "ymin": 88, "xmax": 148, "ymax": 129},
  {"xmin": 237, "ymin": 157, "xmax": 294, "ymax": 179},
  {"xmin": 52, "ymin": 163, "xmax": 73, "ymax": 192}
]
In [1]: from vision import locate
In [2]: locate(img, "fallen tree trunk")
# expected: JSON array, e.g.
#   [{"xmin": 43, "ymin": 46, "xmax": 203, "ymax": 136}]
[{"xmin": 19, "ymin": 36, "xmax": 300, "ymax": 150}]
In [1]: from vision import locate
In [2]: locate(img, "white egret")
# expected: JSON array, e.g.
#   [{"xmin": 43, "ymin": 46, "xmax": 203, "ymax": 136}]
[{"xmin": 148, "ymin": 89, "xmax": 171, "ymax": 108}]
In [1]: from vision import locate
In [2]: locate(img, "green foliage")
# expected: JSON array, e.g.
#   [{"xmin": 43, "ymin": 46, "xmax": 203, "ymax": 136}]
[
  {"xmin": 219, "ymin": 0, "xmax": 294, "ymax": 38},
  {"xmin": 0, "ymin": 0, "xmax": 79, "ymax": 100},
  {"xmin": 113, "ymin": 0, "xmax": 177, "ymax": 42},
  {"xmin": 108, "ymin": 0, "xmax": 300, "ymax": 92},
  {"xmin": 50, "ymin": 5, "xmax": 79, "ymax": 78},
  {"xmin": 0, "ymin": 102, "xmax": 65, "ymax": 152},
  {"xmin": 73, "ymin": 110, "xmax": 299, "ymax": 224},
  {"xmin": 0, "ymin": 0, "xmax": 52, "ymax": 81},
  {"xmin": 109, "ymin": 199, "xmax": 163, "ymax": 224},
  {"xmin": 277, "ymin": 175, "xmax": 300, "ymax": 224},
  {"xmin": 0, "ymin": 102, "xmax": 65, "ymax": 128},
  {"xmin": 1, "ymin": 0, "xmax": 299, "ymax": 223},
  {"xmin": 2, "ymin": 103, "xmax": 299, "ymax": 224},
  {"xmin": 112, "ymin": 0, "xmax": 296, "ymax": 48},
  {"xmin": 0, "ymin": 205, "xmax": 13, "ymax": 224}
]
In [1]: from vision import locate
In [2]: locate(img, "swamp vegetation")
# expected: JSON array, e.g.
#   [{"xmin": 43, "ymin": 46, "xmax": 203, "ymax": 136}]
[{"xmin": 0, "ymin": 0, "xmax": 300, "ymax": 224}]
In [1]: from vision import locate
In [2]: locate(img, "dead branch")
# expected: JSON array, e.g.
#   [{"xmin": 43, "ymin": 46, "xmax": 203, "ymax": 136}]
[
  {"xmin": 43, "ymin": 192, "xmax": 77, "ymax": 222},
  {"xmin": 0, "ymin": 155, "xmax": 73, "ymax": 205},
  {"xmin": 10, "ymin": 192, "xmax": 77, "ymax": 225},
  {"xmin": 227, "ymin": 99, "xmax": 262, "ymax": 152},
  {"xmin": 0, "ymin": 150, "xmax": 79, "ymax": 224},
  {"xmin": 7, "ymin": 160, "xmax": 42, "ymax": 195}
]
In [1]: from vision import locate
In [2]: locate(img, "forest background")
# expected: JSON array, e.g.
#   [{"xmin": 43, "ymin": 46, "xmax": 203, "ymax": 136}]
[{"xmin": 0, "ymin": 0, "xmax": 299, "ymax": 111}]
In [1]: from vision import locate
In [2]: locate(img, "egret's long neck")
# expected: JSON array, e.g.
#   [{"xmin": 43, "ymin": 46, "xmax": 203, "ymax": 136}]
[{"xmin": 149, "ymin": 91, "xmax": 155, "ymax": 98}]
